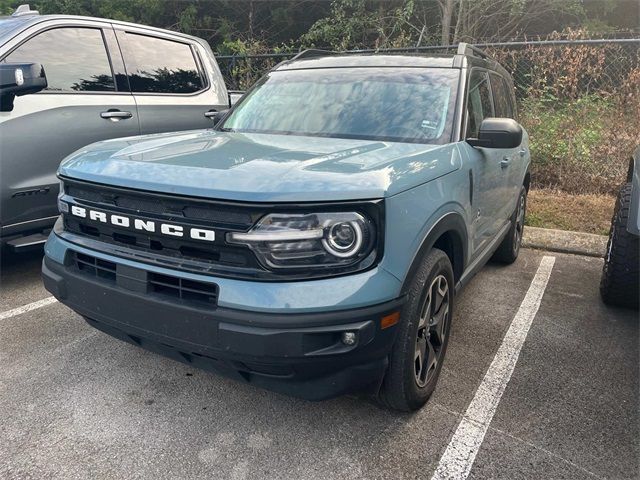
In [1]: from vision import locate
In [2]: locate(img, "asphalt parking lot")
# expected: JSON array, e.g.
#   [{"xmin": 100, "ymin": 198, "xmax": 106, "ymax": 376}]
[{"xmin": 0, "ymin": 248, "xmax": 637, "ymax": 479}]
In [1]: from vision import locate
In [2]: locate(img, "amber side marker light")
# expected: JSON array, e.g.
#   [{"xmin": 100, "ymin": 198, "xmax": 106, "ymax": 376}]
[{"xmin": 380, "ymin": 311, "xmax": 400, "ymax": 329}]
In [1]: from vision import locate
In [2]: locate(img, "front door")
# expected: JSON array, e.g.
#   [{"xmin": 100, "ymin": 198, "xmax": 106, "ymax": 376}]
[
  {"xmin": 489, "ymin": 72, "xmax": 526, "ymax": 217},
  {"xmin": 463, "ymin": 69, "xmax": 505, "ymax": 257}
]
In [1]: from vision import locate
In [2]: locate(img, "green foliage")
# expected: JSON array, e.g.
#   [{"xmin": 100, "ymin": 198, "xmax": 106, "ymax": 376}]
[
  {"xmin": 300, "ymin": 0, "xmax": 427, "ymax": 50},
  {"xmin": 523, "ymin": 95, "xmax": 606, "ymax": 166},
  {"xmin": 520, "ymin": 94, "xmax": 638, "ymax": 194},
  {"xmin": 2, "ymin": 0, "xmax": 634, "ymax": 50}
]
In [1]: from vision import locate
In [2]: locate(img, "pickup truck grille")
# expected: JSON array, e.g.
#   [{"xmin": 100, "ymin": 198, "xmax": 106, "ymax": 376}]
[{"xmin": 60, "ymin": 180, "xmax": 267, "ymax": 277}]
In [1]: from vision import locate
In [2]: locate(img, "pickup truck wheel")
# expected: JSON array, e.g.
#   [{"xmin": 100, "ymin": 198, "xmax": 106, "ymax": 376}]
[
  {"xmin": 493, "ymin": 186, "xmax": 527, "ymax": 264},
  {"xmin": 600, "ymin": 183, "xmax": 639, "ymax": 309},
  {"xmin": 378, "ymin": 249, "xmax": 453, "ymax": 411}
]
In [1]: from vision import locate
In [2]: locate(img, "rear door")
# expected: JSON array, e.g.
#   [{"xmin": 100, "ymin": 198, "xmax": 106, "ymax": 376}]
[
  {"xmin": 114, "ymin": 28, "xmax": 228, "ymax": 134},
  {"xmin": 0, "ymin": 21, "xmax": 139, "ymax": 232}
]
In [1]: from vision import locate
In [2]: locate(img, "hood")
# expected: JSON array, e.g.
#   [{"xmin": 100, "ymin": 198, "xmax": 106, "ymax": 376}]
[{"xmin": 59, "ymin": 130, "xmax": 461, "ymax": 202}]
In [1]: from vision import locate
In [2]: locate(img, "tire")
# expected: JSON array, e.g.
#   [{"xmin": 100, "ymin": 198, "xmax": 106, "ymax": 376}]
[
  {"xmin": 378, "ymin": 248, "xmax": 454, "ymax": 411},
  {"xmin": 493, "ymin": 185, "xmax": 527, "ymax": 264},
  {"xmin": 600, "ymin": 183, "xmax": 639, "ymax": 309}
]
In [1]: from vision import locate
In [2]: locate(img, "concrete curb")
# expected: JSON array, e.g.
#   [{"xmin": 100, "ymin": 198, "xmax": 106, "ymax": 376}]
[{"xmin": 522, "ymin": 226, "xmax": 607, "ymax": 258}]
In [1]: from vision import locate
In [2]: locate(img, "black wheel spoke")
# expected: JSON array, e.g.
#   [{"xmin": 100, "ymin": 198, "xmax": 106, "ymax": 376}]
[
  {"xmin": 430, "ymin": 305, "xmax": 449, "ymax": 347},
  {"xmin": 414, "ymin": 274, "xmax": 450, "ymax": 388},
  {"xmin": 426, "ymin": 338, "xmax": 437, "ymax": 374},
  {"xmin": 415, "ymin": 335, "xmax": 427, "ymax": 383}
]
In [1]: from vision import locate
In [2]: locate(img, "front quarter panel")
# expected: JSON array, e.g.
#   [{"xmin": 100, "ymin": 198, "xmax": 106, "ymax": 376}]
[{"xmin": 380, "ymin": 142, "xmax": 471, "ymax": 285}]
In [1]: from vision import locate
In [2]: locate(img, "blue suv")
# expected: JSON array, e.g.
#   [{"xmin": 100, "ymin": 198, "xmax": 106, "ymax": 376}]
[{"xmin": 42, "ymin": 44, "xmax": 530, "ymax": 411}]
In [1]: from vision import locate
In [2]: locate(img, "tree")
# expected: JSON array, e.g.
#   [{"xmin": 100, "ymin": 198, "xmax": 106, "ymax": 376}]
[
  {"xmin": 451, "ymin": 0, "xmax": 585, "ymax": 44},
  {"xmin": 437, "ymin": 0, "xmax": 456, "ymax": 45}
]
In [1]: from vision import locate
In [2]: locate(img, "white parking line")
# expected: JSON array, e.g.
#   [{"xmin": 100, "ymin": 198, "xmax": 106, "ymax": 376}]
[
  {"xmin": 0, "ymin": 296, "xmax": 57, "ymax": 320},
  {"xmin": 431, "ymin": 255, "xmax": 556, "ymax": 480}
]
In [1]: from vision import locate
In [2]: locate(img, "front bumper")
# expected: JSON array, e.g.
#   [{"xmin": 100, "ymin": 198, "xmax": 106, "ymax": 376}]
[{"xmin": 42, "ymin": 248, "xmax": 405, "ymax": 400}]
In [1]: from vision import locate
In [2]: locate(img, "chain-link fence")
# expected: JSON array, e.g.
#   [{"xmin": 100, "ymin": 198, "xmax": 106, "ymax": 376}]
[{"xmin": 216, "ymin": 39, "xmax": 640, "ymax": 194}]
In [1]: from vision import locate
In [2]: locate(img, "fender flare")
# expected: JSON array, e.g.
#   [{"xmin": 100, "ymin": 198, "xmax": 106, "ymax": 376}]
[{"xmin": 399, "ymin": 212, "xmax": 469, "ymax": 295}]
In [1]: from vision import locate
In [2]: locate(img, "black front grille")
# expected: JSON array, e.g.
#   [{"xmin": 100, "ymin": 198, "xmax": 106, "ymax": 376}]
[
  {"xmin": 71, "ymin": 251, "xmax": 218, "ymax": 306},
  {"xmin": 64, "ymin": 215, "xmax": 256, "ymax": 269},
  {"xmin": 66, "ymin": 183, "xmax": 255, "ymax": 227},
  {"xmin": 62, "ymin": 180, "xmax": 263, "ymax": 274}
]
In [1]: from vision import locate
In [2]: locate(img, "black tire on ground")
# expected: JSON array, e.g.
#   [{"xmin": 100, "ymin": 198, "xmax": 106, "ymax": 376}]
[
  {"xmin": 493, "ymin": 185, "xmax": 527, "ymax": 264},
  {"xmin": 600, "ymin": 183, "xmax": 639, "ymax": 309},
  {"xmin": 378, "ymin": 248, "xmax": 454, "ymax": 412}
]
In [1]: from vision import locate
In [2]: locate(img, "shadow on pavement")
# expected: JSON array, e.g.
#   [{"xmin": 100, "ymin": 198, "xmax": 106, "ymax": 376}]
[{"xmin": 0, "ymin": 247, "xmax": 44, "ymax": 282}]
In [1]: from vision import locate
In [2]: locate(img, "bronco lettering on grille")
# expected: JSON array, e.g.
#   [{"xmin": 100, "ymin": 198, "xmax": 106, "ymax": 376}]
[{"xmin": 69, "ymin": 205, "xmax": 216, "ymax": 242}]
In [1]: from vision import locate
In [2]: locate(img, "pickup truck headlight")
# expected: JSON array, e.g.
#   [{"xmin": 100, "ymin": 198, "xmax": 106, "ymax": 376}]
[
  {"xmin": 228, "ymin": 212, "xmax": 377, "ymax": 271},
  {"xmin": 57, "ymin": 179, "xmax": 69, "ymax": 213}
]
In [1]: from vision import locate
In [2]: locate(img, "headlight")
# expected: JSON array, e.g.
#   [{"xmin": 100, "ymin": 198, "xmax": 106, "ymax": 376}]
[{"xmin": 227, "ymin": 212, "xmax": 377, "ymax": 271}]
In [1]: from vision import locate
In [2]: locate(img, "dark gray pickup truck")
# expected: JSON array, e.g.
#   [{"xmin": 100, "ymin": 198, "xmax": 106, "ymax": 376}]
[{"xmin": 1, "ymin": 5, "xmax": 232, "ymax": 251}]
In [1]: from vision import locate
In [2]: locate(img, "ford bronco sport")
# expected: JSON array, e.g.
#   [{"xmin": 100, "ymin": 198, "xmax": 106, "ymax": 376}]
[{"xmin": 42, "ymin": 44, "xmax": 531, "ymax": 411}]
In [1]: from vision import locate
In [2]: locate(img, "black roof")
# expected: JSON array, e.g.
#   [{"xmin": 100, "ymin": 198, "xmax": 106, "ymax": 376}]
[{"xmin": 274, "ymin": 43, "xmax": 513, "ymax": 81}]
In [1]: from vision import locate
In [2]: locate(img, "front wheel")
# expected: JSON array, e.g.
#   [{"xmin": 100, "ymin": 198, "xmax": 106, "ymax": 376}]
[
  {"xmin": 378, "ymin": 248, "xmax": 454, "ymax": 411},
  {"xmin": 493, "ymin": 185, "xmax": 527, "ymax": 264}
]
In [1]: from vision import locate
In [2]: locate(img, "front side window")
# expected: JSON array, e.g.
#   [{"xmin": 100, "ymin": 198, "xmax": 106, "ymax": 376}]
[
  {"xmin": 466, "ymin": 70, "xmax": 494, "ymax": 138},
  {"xmin": 4, "ymin": 27, "xmax": 115, "ymax": 92},
  {"xmin": 489, "ymin": 72, "xmax": 514, "ymax": 119},
  {"xmin": 121, "ymin": 33, "xmax": 203, "ymax": 94},
  {"xmin": 222, "ymin": 68, "xmax": 459, "ymax": 144}
]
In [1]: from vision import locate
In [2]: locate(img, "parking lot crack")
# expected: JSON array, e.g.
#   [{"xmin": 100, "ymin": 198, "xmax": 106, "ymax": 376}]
[{"xmin": 487, "ymin": 425, "xmax": 605, "ymax": 480}]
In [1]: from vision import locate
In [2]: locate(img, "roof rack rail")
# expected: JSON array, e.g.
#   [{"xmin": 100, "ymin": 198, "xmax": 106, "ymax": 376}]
[
  {"xmin": 456, "ymin": 42, "xmax": 490, "ymax": 60},
  {"xmin": 12, "ymin": 4, "xmax": 39, "ymax": 16},
  {"xmin": 290, "ymin": 49, "xmax": 338, "ymax": 61}
]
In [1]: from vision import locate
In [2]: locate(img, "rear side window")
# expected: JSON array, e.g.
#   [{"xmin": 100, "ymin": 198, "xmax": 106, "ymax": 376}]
[
  {"xmin": 489, "ymin": 72, "xmax": 514, "ymax": 119},
  {"xmin": 466, "ymin": 70, "xmax": 493, "ymax": 138},
  {"xmin": 121, "ymin": 33, "xmax": 204, "ymax": 94},
  {"xmin": 4, "ymin": 27, "xmax": 115, "ymax": 92}
]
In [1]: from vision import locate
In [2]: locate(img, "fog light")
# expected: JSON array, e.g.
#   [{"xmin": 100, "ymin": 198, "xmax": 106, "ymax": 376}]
[{"xmin": 341, "ymin": 331, "xmax": 356, "ymax": 346}]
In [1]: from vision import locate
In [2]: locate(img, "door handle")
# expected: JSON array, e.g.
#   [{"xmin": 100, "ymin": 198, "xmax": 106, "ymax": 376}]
[
  {"xmin": 204, "ymin": 110, "xmax": 218, "ymax": 119},
  {"xmin": 519, "ymin": 148, "xmax": 527, "ymax": 157},
  {"xmin": 501, "ymin": 157, "xmax": 511, "ymax": 168},
  {"xmin": 100, "ymin": 109, "xmax": 133, "ymax": 121}
]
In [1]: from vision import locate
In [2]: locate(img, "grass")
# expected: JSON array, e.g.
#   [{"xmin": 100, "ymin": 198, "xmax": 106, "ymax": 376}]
[{"xmin": 525, "ymin": 188, "xmax": 615, "ymax": 236}]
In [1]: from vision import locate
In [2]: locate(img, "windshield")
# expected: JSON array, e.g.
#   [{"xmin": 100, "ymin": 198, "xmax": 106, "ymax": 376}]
[{"xmin": 222, "ymin": 67, "xmax": 459, "ymax": 144}]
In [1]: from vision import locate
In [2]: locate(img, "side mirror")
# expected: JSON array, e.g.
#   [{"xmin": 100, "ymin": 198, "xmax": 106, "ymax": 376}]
[
  {"xmin": 467, "ymin": 118, "xmax": 522, "ymax": 149},
  {"xmin": 0, "ymin": 63, "xmax": 47, "ymax": 112}
]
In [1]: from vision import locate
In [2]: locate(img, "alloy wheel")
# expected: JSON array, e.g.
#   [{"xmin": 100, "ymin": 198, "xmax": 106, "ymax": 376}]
[{"xmin": 414, "ymin": 274, "xmax": 450, "ymax": 387}]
